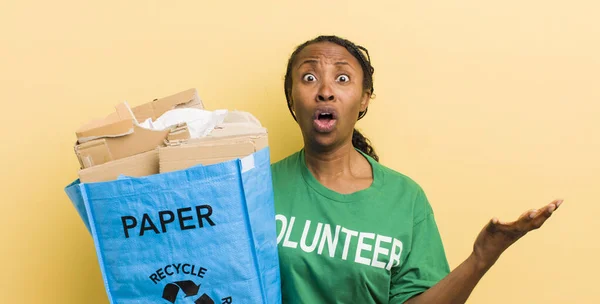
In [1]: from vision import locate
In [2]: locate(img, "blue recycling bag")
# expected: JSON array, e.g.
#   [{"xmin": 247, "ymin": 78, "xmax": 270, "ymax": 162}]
[{"xmin": 65, "ymin": 148, "xmax": 281, "ymax": 304}]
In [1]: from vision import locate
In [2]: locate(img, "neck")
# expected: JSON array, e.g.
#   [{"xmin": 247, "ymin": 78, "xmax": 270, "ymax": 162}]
[{"xmin": 304, "ymin": 139, "xmax": 359, "ymax": 180}]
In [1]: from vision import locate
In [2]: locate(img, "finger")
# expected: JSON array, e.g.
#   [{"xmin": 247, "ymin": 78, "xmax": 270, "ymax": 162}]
[
  {"xmin": 524, "ymin": 209, "xmax": 539, "ymax": 220},
  {"xmin": 491, "ymin": 217, "xmax": 499, "ymax": 225},
  {"xmin": 487, "ymin": 217, "xmax": 524, "ymax": 238},
  {"xmin": 528, "ymin": 200, "xmax": 562, "ymax": 221},
  {"xmin": 495, "ymin": 207, "xmax": 543, "ymax": 232},
  {"xmin": 511, "ymin": 209, "xmax": 539, "ymax": 230},
  {"xmin": 495, "ymin": 209, "xmax": 532, "ymax": 224},
  {"xmin": 535, "ymin": 203, "xmax": 557, "ymax": 218},
  {"xmin": 546, "ymin": 203, "xmax": 557, "ymax": 215},
  {"xmin": 501, "ymin": 208, "xmax": 539, "ymax": 228},
  {"xmin": 486, "ymin": 217, "xmax": 518, "ymax": 234},
  {"xmin": 529, "ymin": 204, "xmax": 556, "ymax": 230},
  {"xmin": 543, "ymin": 199, "xmax": 563, "ymax": 211},
  {"xmin": 486, "ymin": 218, "xmax": 499, "ymax": 233},
  {"xmin": 490, "ymin": 200, "xmax": 563, "ymax": 232},
  {"xmin": 555, "ymin": 199, "xmax": 564, "ymax": 209}
]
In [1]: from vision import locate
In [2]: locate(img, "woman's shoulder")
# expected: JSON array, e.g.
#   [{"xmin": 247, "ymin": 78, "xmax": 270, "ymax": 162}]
[
  {"xmin": 271, "ymin": 150, "xmax": 299, "ymax": 167},
  {"xmin": 375, "ymin": 161, "xmax": 437, "ymax": 218},
  {"xmin": 372, "ymin": 159, "xmax": 425, "ymax": 193},
  {"xmin": 270, "ymin": 150, "xmax": 302, "ymax": 178}
]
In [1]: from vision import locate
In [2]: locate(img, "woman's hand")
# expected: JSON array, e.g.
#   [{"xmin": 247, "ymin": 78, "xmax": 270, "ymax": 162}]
[
  {"xmin": 471, "ymin": 199, "xmax": 564, "ymax": 271},
  {"xmin": 404, "ymin": 199, "xmax": 564, "ymax": 304}
]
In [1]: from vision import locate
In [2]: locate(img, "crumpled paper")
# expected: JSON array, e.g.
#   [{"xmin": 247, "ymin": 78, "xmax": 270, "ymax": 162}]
[{"xmin": 138, "ymin": 108, "xmax": 229, "ymax": 139}]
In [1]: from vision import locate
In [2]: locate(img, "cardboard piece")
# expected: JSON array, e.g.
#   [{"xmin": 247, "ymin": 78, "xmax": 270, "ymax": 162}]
[
  {"xmin": 132, "ymin": 88, "xmax": 203, "ymax": 122},
  {"xmin": 159, "ymin": 134, "xmax": 269, "ymax": 173},
  {"xmin": 72, "ymin": 90, "xmax": 267, "ymax": 182},
  {"xmin": 74, "ymin": 88, "xmax": 203, "ymax": 168},
  {"xmin": 165, "ymin": 120, "xmax": 266, "ymax": 143},
  {"xmin": 75, "ymin": 124, "xmax": 175, "ymax": 168},
  {"xmin": 207, "ymin": 124, "xmax": 267, "ymax": 138},
  {"xmin": 75, "ymin": 139, "xmax": 113, "ymax": 169},
  {"xmin": 77, "ymin": 133, "xmax": 268, "ymax": 183},
  {"xmin": 76, "ymin": 102, "xmax": 136, "ymax": 143},
  {"xmin": 166, "ymin": 123, "xmax": 192, "ymax": 142},
  {"xmin": 78, "ymin": 149, "xmax": 159, "ymax": 183}
]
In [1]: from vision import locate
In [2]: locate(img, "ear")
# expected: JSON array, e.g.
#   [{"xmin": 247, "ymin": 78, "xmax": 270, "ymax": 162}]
[{"xmin": 359, "ymin": 91, "xmax": 371, "ymax": 112}]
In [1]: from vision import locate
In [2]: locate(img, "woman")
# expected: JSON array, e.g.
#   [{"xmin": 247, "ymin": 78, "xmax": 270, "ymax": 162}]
[{"xmin": 271, "ymin": 35, "xmax": 562, "ymax": 303}]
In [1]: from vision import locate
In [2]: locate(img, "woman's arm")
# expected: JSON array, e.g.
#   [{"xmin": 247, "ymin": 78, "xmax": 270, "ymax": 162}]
[{"xmin": 405, "ymin": 200, "xmax": 563, "ymax": 304}]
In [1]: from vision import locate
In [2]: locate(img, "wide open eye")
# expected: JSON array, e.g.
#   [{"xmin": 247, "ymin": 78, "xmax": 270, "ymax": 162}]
[
  {"xmin": 336, "ymin": 74, "xmax": 350, "ymax": 82},
  {"xmin": 303, "ymin": 73, "xmax": 317, "ymax": 82}
]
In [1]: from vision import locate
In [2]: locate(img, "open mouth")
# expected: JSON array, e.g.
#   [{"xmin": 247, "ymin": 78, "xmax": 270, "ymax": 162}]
[
  {"xmin": 313, "ymin": 108, "xmax": 338, "ymax": 133},
  {"xmin": 318, "ymin": 113, "xmax": 334, "ymax": 120}
]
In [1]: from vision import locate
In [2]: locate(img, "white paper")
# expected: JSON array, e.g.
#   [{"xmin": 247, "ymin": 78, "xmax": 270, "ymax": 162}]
[
  {"xmin": 222, "ymin": 111, "xmax": 262, "ymax": 127},
  {"xmin": 138, "ymin": 108, "xmax": 228, "ymax": 139}
]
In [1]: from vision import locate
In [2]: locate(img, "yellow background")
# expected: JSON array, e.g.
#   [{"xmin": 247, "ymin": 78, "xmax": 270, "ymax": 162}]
[{"xmin": 1, "ymin": 0, "xmax": 598, "ymax": 303}]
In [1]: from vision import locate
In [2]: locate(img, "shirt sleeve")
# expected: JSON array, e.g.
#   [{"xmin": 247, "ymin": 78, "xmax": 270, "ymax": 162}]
[{"xmin": 389, "ymin": 188, "xmax": 451, "ymax": 303}]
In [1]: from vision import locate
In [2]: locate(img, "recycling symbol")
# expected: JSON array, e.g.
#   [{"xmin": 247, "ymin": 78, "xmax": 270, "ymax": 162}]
[{"xmin": 162, "ymin": 280, "xmax": 215, "ymax": 304}]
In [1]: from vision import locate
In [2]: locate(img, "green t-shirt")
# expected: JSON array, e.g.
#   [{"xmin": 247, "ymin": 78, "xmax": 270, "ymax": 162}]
[{"xmin": 271, "ymin": 149, "xmax": 450, "ymax": 304}]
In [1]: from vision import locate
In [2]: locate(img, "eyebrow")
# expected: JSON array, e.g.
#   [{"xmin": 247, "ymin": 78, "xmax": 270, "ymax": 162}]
[
  {"xmin": 297, "ymin": 59, "xmax": 352, "ymax": 70},
  {"xmin": 297, "ymin": 59, "xmax": 319, "ymax": 70}
]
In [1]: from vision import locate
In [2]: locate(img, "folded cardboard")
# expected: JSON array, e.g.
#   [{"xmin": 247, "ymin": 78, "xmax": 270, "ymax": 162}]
[
  {"xmin": 132, "ymin": 88, "xmax": 203, "ymax": 122},
  {"xmin": 166, "ymin": 123, "xmax": 192, "ymax": 142},
  {"xmin": 73, "ymin": 89, "xmax": 267, "ymax": 182},
  {"xmin": 159, "ymin": 133, "xmax": 269, "ymax": 173},
  {"xmin": 208, "ymin": 124, "xmax": 267, "ymax": 138},
  {"xmin": 78, "ymin": 149, "xmax": 159, "ymax": 183},
  {"xmin": 74, "ymin": 88, "xmax": 203, "ymax": 168},
  {"xmin": 76, "ymin": 102, "xmax": 136, "ymax": 143},
  {"xmin": 75, "ymin": 124, "xmax": 182, "ymax": 168},
  {"xmin": 165, "ymin": 116, "xmax": 266, "ymax": 143},
  {"xmin": 78, "ymin": 134, "xmax": 268, "ymax": 183}
]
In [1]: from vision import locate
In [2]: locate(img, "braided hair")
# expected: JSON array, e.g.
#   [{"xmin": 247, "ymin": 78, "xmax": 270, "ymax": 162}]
[{"xmin": 284, "ymin": 35, "xmax": 379, "ymax": 162}]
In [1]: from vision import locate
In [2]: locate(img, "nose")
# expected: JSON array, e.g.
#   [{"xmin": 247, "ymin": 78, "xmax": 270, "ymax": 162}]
[
  {"xmin": 317, "ymin": 82, "xmax": 335, "ymax": 102},
  {"xmin": 317, "ymin": 93, "xmax": 335, "ymax": 102}
]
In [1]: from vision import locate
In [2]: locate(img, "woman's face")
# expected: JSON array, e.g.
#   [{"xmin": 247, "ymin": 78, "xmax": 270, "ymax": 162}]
[{"xmin": 290, "ymin": 42, "xmax": 370, "ymax": 149}]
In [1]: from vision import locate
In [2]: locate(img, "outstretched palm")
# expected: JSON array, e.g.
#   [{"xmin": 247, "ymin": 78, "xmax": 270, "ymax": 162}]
[{"xmin": 472, "ymin": 199, "xmax": 563, "ymax": 268}]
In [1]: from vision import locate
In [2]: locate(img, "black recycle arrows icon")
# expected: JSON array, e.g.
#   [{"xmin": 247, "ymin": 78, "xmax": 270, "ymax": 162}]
[{"xmin": 162, "ymin": 280, "xmax": 215, "ymax": 304}]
